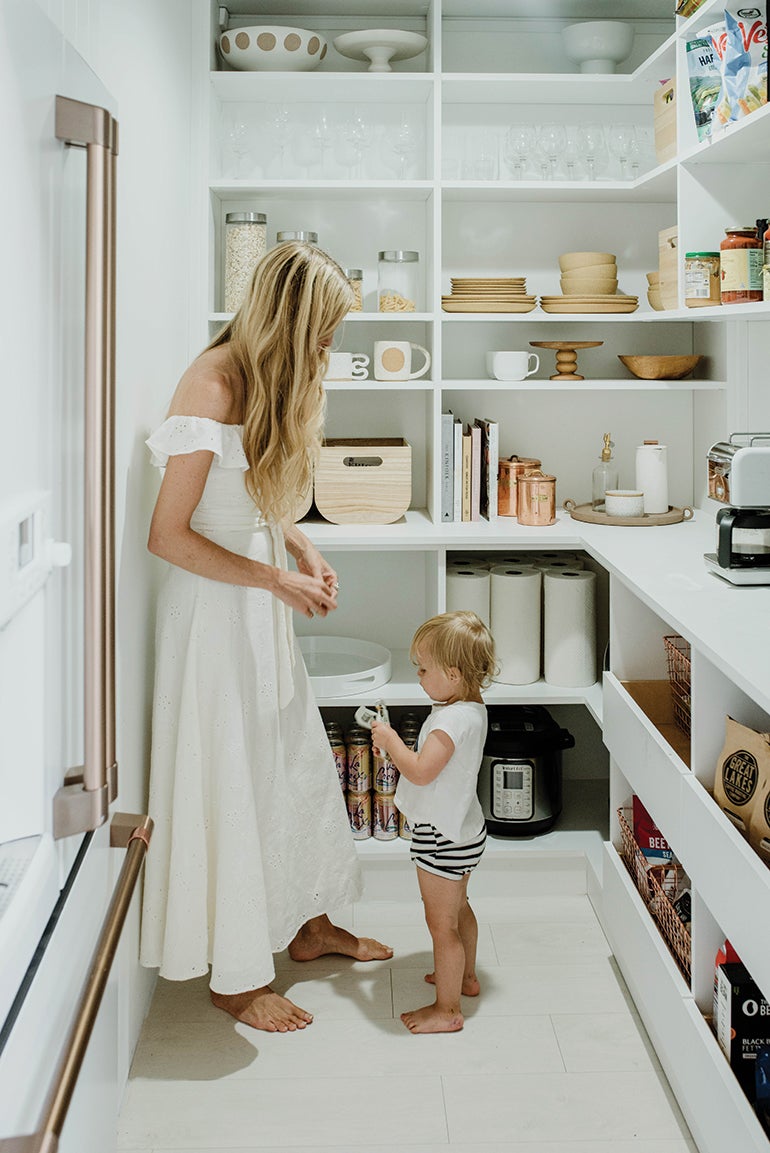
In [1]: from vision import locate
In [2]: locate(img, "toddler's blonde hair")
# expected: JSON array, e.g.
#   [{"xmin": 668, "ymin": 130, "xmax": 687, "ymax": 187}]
[{"xmin": 410, "ymin": 611, "xmax": 497, "ymax": 694}]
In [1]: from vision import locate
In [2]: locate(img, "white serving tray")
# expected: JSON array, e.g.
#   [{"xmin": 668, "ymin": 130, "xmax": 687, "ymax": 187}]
[{"xmin": 298, "ymin": 635, "xmax": 392, "ymax": 698}]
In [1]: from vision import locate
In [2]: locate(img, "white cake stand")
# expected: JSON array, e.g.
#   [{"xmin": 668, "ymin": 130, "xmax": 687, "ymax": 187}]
[{"xmin": 333, "ymin": 29, "xmax": 428, "ymax": 72}]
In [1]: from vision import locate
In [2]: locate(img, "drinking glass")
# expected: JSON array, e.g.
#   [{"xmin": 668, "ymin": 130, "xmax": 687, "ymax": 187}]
[
  {"xmin": 389, "ymin": 111, "xmax": 420, "ymax": 179},
  {"xmin": 578, "ymin": 122, "xmax": 609, "ymax": 181},
  {"xmin": 470, "ymin": 128, "xmax": 499, "ymax": 180},
  {"xmin": 563, "ymin": 125, "xmax": 582, "ymax": 180},
  {"xmin": 224, "ymin": 109, "xmax": 252, "ymax": 179},
  {"xmin": 292, "ymin": 125, "xmax": 323, "ymax": 178},
  {"xmin": 266, "ymin": 103, "xmax": 290, "ymax": 175},
  {"xmin": 608, "ymin": 123, "xmax": 636, "ymax": 179},
  {"xmin": 341, "ymin": 108, "xmax": 373, "ymax": 178},
  {"xmin": 537, "ymin": 122, "xmax": 566, "ymax": 180},
  {"xmin": 313, "ymin": 107, "xmax": 337, "ymax": 176},
  {"xmin": 503, "ymin": 124, "xmax": 534, "ymax": 179}
]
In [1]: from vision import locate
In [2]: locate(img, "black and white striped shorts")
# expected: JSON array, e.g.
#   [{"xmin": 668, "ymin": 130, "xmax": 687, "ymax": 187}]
[{"xmin": 410, "ymin": 823, "xmax": 487, "ymax": 879}]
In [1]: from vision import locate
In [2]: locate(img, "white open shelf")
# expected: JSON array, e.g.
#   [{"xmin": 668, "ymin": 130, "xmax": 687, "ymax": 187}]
[{"xmin": 441, "ymin": 378, "xmax": 725, "ymax": 391}]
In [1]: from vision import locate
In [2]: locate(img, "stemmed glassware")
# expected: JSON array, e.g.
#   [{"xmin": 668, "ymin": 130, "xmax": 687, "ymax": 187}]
[
  {"xmin": 340, "ymin": 107, "xmax": 373, "ymax": 178},
  {"xmin": 608, "ymin": 123, "xmax": 636, "ymax": 180},
  {"xmin": 503, "ymin": 125, "xmax": 534, "ymax": 179},
  {"xmin": 389, "ymin": 110, "xmax": 420, "ymax": 179},
  {"xmin": 313, "ymin": 107, "xmax": 336, "ymax": 177},
  {"xmin": 224, "ymin": 108, "xmax": 252, "ymax": 179},
  {"xmin": 291, "ymin": 126, "xmax": 323, "ymax": 178},
  {"xmin": 266, "ymin": 103, "xmax": 290, "ymax": 176},
  {"xmin": 578, "ymin": 122, "xmax": 609, "ymax": 181},
  {"xmin": 537, "ymin": 122, "xmax": 567, "ymax": 180},
  {"xmin": 563, "ymin": 126, "xmax": 582, "ymax": 181}
]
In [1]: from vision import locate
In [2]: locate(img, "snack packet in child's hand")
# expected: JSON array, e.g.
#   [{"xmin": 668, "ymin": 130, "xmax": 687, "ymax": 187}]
[
  {"xmin": 686, "ymin": 23, "xmax": 724, "ymax": 140},
  {"xmin": 713, "ymin": 7, "xmax": 768, "ymax": 127}
]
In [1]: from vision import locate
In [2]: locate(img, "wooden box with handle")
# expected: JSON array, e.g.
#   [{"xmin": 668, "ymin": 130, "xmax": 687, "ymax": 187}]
[{"xmin": 314, "ymin": 438, "xmax": 412, "ymax": 524}]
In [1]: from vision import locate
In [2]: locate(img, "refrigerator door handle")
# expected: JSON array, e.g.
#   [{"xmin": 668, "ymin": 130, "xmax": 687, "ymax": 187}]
[{"xmin": 53, "ymin": 96, "xmax": 119, "ymax": 840}]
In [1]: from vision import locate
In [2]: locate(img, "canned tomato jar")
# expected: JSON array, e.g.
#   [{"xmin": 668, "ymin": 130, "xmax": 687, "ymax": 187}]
[{"xmin": 720, "ymin": 228, "xmax": 763, "ymax": 304}]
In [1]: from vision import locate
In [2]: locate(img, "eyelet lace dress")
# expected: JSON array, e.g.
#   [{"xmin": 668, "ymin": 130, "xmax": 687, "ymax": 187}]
[{"xmin": 139, "ymin": 416, "xmax": 363, "ymax": 994}]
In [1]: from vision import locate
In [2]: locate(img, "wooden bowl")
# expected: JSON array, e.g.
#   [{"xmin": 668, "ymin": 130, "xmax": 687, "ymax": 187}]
[
  {"xmin": 559, "ymin": 251, "xmax": 616, "ymax": 272},
  {"xmin": 561, "ymin": 277, "xmax": 618, "ymax": 295},
  {"xmin": 646, "ymin": 271, "xmax": 660, "ymax": 284},
  {"xmin": 646, "ymin": 288, "xmax": 664, "ymax": 311},
  {"xmin": 618, "ymin": 354, "xmax": 701, "ymax": 380}
]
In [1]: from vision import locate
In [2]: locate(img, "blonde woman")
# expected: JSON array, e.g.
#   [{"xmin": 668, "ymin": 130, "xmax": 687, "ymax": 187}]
[{"xmin": 140, "ymin": 243, "xmax": 391, "ymax": 1032}]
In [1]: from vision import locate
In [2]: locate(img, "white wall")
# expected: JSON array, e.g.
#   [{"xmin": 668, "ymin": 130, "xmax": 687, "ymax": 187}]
[{"xmin": 37, "ymin": 0, "xmax": 199, "ymax": 1088}]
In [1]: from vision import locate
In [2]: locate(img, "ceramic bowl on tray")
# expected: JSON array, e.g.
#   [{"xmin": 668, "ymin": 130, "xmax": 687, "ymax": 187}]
[
  {"xmin": 618, "ymin": 354, "xmax": 701, "ymax": 380},
  {"xmin": 562, "ymin": 20, "xmax": 634, "ymax": 74},
  {"xmin": 219, "ymin": 25, "xmax": 327, "ymax": 71}
]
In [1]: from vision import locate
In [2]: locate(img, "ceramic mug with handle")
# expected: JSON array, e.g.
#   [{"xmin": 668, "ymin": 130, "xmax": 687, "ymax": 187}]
[
  {"xmin": 486, "ymin": 350, "xmax": 539, "ymax": 381},
  {"xmin": 325, "ymin": 352, "xmax": 370, "ymax": 380},
  {"xmin": 373, "ymin": 340, "xmax": 431, "ymax": 381}
]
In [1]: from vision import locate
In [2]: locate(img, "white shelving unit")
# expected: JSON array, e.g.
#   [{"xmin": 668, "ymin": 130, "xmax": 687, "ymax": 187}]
[{"xmin": 195, "ymin": 3, "xmax": 770, "ymax": 1149}]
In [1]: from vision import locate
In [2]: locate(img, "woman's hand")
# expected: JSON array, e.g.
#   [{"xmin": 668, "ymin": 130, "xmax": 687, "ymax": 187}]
[
  {"xmin": 285, "ymin": 526, "xmax": 339, "ymax": 596},
  {"xmin": 272, "ymin": 567, "xmax": 338, "ymax": 619}
]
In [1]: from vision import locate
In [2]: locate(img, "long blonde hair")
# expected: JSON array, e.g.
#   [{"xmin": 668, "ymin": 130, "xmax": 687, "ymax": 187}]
[{"xmin": 208, "ymin": 242, "xmax": 353, "ymax": 523}]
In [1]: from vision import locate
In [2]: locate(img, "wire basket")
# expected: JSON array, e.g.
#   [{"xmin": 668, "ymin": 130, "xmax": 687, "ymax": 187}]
[
  {"xmin": 663, "ymin": 634, "xmax": 691, "ymax": 736},
  {"xmin": 617, "ymin": 807, "xmax": 691, "ymax": 983}
]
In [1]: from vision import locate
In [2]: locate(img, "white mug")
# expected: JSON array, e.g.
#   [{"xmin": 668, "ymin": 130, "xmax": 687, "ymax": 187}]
[
  {"xmin": 604, "ymin": 489, "xmax": 645, "ymax": 518},
  {"xmin": 486, "ymin": 351, "xmax": 540, "ymax": 381},
  {"xmin": 373, "ymin": 341, "xmax": 431, "ymax": 381},
  {"xmin": 324, "ymin": 351, "xmax": 369, "ymax": 381}
]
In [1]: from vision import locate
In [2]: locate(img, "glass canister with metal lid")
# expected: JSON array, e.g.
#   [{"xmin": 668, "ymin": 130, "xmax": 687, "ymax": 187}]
[
  {"xmin": 224, "ymin": 212, "xmax": 267, "ymax": 313},
  {"xmin": 498, "ymin": 456, "xmax": 541, "ymax": 518},
  {"xmin": 276, "ymin": 230, "xmax": 319, "ymax": 246},
  {"xmin": 378, "ymin": 250, "xmax": 419, "ymax": 312},
  {"xmin": 516, "ymin": 470, "xmax": 557, "ymax": 527},
  {"xmin": 344, "ymin": 268, "xmax": 363, "ymax": 311}
]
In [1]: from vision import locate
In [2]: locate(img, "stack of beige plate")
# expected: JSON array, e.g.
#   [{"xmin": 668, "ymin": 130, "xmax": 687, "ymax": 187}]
[
  {"xmin": 442, "ymin": 277, "xmax": 537, "ymax": 313},
  {"xmin": 542, "ymin": 251, "xmax": 639, "ymax": 314}
]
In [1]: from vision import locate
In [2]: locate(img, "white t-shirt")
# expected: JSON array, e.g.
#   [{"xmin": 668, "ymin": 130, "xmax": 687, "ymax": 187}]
[{"xmin": 395, "ymin": 701, "xmax": 488, "ymax": 844}]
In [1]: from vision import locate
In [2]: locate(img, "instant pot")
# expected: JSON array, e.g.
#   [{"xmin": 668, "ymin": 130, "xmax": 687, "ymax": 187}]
[{"xmin": 478, "ymin": 705, "xmax": 574, "ymax": 836}]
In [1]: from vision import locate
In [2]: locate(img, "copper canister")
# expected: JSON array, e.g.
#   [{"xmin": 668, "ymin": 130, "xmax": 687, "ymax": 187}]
[
  {"xmin": 498, "ymin": 456, "xmax": 542, "ymax": 517},
  {"xmin": 516, "ymin": 470, "xmax": 557, "ymax": 526}
]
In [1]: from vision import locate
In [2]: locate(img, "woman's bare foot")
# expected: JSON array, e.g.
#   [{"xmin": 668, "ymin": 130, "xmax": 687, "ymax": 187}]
[
  {"xmin": 425, "ymin": 970, "xmax": 480, "ymax": 997},
  {"xmin": 288, "ymin": 914, "xmax": 393, "ymax": 963},
  {"xmin": 401, "ymin": 1004, "xmax": 464, "ymax": 1034},
  {"xmin": 210, "ymin": 986, "xmax": 313, "ymax": 1032}
]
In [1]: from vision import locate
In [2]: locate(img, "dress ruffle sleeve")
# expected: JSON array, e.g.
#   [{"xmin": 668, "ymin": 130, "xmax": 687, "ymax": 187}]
[{"xmin": 146, "ymin": 416, "xmax": 247, "ymax": 470}]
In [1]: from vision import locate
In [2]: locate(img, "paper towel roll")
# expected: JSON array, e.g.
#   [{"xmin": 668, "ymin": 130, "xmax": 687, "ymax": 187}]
[
  {"xmin": 490, "ymin": 566, "xmax": 542, "ymax": 685},
  {"xmin": 448, "ymin": 555, "xmax": 491, "ymax": 570},
  {"xmin": 635, "ymin": 443, "xmax": 668, "ymax": 514},
  {"xmin": 533, "ymin": 557, "xmax": 585, "ymax": 572},
  {"xmin": 446, "ymin": 566, "xmax": 490, "ymax": 625},
  {"xmin": 543, "ymin": 570, "xmax": 597, "ymax": 687}
]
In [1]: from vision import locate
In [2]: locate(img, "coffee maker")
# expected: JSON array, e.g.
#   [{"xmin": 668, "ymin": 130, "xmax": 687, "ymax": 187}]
[{"xmin": 704, "ymin": 433, "xmax": 770, "ymax": 585}]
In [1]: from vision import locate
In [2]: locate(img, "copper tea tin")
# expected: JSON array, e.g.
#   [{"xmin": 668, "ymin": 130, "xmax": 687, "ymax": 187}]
[
  {"xmin": 516, "ymin": 470, "xmax": 557, "ymax": 526},
  {"xmin": 498, "ymin": 456, "xmax": 542, "ymax": 517}
]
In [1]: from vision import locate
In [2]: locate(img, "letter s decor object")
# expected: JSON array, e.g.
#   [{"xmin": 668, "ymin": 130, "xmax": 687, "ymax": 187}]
[{"xmin": 53, "ymin": 96, "xmax": 119, "ymax": 839}]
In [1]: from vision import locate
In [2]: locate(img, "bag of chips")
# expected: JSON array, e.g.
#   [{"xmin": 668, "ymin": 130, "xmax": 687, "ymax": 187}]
[
  {"xmin": 686, "ymin": 22, "xmax": 724, "ymax": 140},
  {"xmin": 713, "ymin": 6, "xmax": 768, "ymax": 127}
]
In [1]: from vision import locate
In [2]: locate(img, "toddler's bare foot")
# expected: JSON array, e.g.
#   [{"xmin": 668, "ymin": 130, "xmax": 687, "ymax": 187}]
[
  {"xmin": 401, "ymin": 1004, "xmax": 464, "ymax": 1034},
  {"xmin": 210, "ymin": 986, "xmax": 312, "ymax": 1032},
  {"xmin": 288, "ymin": 914, "xmax": 393, "ymax": 963},
  {"xmin": 425, "ymin": 970, "xmax": 480, "ymax": 997}
]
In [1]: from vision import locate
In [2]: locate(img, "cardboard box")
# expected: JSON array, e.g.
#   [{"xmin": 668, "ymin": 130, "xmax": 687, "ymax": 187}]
[
  {"xmin": 714, "ymin": 962, "xmax": 770, "ymax": 1100},
  {"xmin": 658, "ymin": 225, "xmax": 679, "ymax": 310},
  {"xmin": 654, "ymin": 79, "xmax": 677, "ymax": 164}
]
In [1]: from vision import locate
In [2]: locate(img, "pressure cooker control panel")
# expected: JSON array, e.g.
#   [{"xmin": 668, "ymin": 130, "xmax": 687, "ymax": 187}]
[{"xmin": 491, "ymin": 758, "xmax": 534, "ymax": 821}]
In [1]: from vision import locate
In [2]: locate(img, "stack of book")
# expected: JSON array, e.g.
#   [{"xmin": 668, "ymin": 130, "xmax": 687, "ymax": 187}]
[{"xmin": 441, "ymin": 413, "xmax": 499, "ymax": 522}]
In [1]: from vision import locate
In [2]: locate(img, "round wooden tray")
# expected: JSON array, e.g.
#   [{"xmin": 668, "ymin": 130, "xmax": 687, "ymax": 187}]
[{"xmin": 563, "ymin": 499, "xmax": 694, "ymax": 526}]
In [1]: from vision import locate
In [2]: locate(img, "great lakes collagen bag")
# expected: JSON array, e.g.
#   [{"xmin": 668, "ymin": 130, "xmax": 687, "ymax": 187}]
[{"xmin": 714, "ymin": 715, "xmax": 770, "ymax": 839}]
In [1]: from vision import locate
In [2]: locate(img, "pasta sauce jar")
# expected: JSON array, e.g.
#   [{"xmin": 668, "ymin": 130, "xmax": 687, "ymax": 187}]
[{"xmin": 720, "ymin": 228, "xmax": 763, "ymax": 304}]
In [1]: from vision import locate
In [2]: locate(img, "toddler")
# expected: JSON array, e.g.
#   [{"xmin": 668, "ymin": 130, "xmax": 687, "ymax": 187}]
[{"xmin": 371, "ymin": 610, "xmax": 496, "ymax": 1034}]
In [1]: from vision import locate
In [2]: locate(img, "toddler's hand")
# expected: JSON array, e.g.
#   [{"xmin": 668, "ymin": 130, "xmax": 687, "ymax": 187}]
[{"xmin": 370, "ymin": 719, "xmax": 393, "ymax": 756}]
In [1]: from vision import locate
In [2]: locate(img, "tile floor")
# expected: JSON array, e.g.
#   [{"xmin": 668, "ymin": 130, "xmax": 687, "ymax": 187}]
[{"xmin": 118, "ymin": 876, "xmax": 697, "ymax": 1153}]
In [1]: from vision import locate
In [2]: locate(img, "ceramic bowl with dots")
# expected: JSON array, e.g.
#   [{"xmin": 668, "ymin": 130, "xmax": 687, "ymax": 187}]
[{"xmin": 219, "ymin": 26, "xmax": 327, "ymax": 71}]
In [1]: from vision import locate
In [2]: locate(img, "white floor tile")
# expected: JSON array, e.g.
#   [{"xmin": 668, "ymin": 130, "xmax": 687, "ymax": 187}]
[
  {"xmin": 270, "ymin": 966, "xmax": 393, "ymax": 1021},
  {"xmin": 443, "ymin": 1070, "xmax": 691, "ymax": 1143},
  {"xmin": 490, "ymin": 918, "xmax": 612, "ymax": 965},
  {"xmin": 117, "ymin": 1075, "xmax": 447, "ymax": 1148},
  {"xmin": 551, "ymin": 1010, "xmax": 662, "ymax": 1072},
  {"xmin": 393, "ymin": 956, "xmax": 631, "ymax": 1018},
  {"xmin": 150, "ymin": 1144, "xmax": 698, "ymax": 1153},
  {"xmin": 131, "ymin": 1012, "xmax": 564, "ymax": 1082},
  {"xmin": 471, "ymin": 893, "xmax": 599, "ymax": 924}
]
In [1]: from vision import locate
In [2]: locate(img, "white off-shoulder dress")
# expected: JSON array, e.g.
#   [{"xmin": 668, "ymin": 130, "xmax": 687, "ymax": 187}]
[{"xmin": 139, "ymin": 416, "xmax": 363, "ymax": 994}]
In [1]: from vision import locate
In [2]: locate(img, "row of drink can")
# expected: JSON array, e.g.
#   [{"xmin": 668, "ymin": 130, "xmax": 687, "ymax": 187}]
[{"xmin": 324, "ymin": 713, "xmax": 423, "ymax": 841}]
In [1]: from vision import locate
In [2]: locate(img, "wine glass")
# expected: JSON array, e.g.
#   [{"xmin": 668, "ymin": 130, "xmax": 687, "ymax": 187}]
[
  {"xmin": 389, "ymin": 111, "xmax": 420, "ymax": 179},
  {"xmin": 341, "ymin": 107, "xmax": 373, "ymax": 178},
  {"xmin": 563, "ymin": 125, "xmax": 582, "ymax": 180},
  {"xmin": 313, "ymin": 107, "xmax": 336, "ymax": 176},
  {"xmin": 503, "ymin": 124, "xmax": 534, "ymax": 179},
  {"xmin": 266, "ymin": 103, "xmax": 291, "ymax": 176},
  {"xmin": 224, "ymin": 109, "xmax": 252, "ymax": 179},
  {"xmin": 608, "ymin": 123, "xmax": 636, "ymax": 179},
  {"xmin": 292, "ymin": 125, "xmax": 323, "ymax": 178},
  {"xmin": 537, "ymin": 122, "xmax": 567, "ymax": 180},
  {"xmin": 578, "ymin": 122, "xmax": 609, "ymax": 181}
]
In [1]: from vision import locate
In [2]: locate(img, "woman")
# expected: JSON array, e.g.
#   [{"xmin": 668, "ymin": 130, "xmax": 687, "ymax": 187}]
[{"xmin": 140, "ymin": 242, "xmax": 391, "ymax": 1032}]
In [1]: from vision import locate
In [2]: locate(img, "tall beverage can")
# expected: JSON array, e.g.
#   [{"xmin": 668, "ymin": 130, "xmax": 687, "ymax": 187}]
[
  {"xmin": 373, "ymin": 794, "xmax": 399, "ymax": 841},
  {"xmin": 326, "ymin": 727, "xmax": 347, "ymax": 792},
  {"xmin": 373, "ymin": 751, "xmax": 399, "ymax": 795},
  {"xmin": 399, "ymin": 809, "xmax": 412, "ymax": 840},
  {"xmin": 347, "ymin": 790, "xmax": 372, "ymax": 840},
  {"xmin": 346, "ymin": 728, "xmax": 372, "ymax": 793}
]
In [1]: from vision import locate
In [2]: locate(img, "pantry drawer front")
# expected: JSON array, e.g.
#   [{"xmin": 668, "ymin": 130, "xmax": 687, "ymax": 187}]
[
  {"xmin": 603, "ymin": 672, "xmax": 688, "ymax": 845},
  {"xmin": 602, "ymin": 845, "xmax": 768, "ymax": 1153},
  {"xmin": 679, "ymin": 774, "xmax": 770, "ymax": 999}
]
